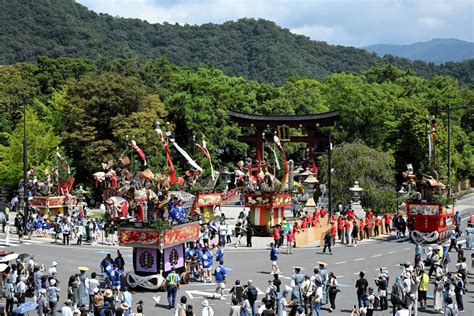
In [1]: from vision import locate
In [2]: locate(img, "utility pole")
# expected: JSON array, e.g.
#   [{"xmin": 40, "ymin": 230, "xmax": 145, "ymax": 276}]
[
  {"xmin": 447, "ymin": 104, "xmax": 452, "ymax": 197},
  {"xmin": 328, "ymin": 135, "xmax": 332, "ymax": 220},
  {"xmin": 23, "ymin": 103, "xmax": 28, "ymax": 222}
]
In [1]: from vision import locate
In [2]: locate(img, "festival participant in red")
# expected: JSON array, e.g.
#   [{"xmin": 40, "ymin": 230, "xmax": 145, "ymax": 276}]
[
  {"xmin": 312, "ymin": 213, "xmax": 321, "ymax": 228},
  {"xmin": 344, "ymin": 219, "xmax": 351, "ymax": 244},
  {"xmin": 337, "ymin": 216, "xmax": 345, "ymax": 241},
  {"xmin": 383, "ymin": 212, "xmax": 392, "ymax": 234},
  {"xmin": 359, "ymin": 219, "xmax": 365, "ymax": 240},
  {"xmin": 329, "ymin": 222, "xmax": 337, "ymax": 246},
  {"xmin": 301, "ymin": 217, "xmax": 308, "ymax": 229},
  {"xmin": 305, "ymin": 211, "xmax": 312, "ymax": 228},
  {"xmin": 273, "ymin": 225, "xmax": 281, "ymax": 247},
  {"xmin": 313, "ymin": 208, "xmax": 320, "ymax": 219},
  {"xmin": 293, "ymin": 222, "xmax": 300, "ymax": 235},
  {"xmin": 364, "ymin": 217, "xmax": 371, "ymax": 239},
  {"xmin": 346, "ymin": 209, "xmax": 355, "ymax": 221},
  {"xmin": 330, "ymin": 213, "xmax": 337, "ymax": 223},
  {"xmin": 320, "ymin": 208, "xmax": 327, "ymax": 219},
  {"xmin": 366, "ymin": 209, "xmax": 374, "ymax": 221},
  {"xmin": 374, "ymin": 216, "xmax": 381, "ymax": 236}
]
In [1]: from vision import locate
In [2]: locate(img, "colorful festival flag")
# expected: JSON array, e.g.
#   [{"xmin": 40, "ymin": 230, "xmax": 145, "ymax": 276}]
[
  {"xmin": 130, "ymin": 140, "xmax": 147, "ymax": 166},
  {"xmin": 155, "ymin": 128, "xmax": 176, "ymax": 185}
]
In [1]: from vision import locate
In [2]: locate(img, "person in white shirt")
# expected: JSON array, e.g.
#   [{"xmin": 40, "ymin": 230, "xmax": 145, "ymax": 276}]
[
  {"xmin": 87, "ymin": 272, "xmax": 100, "ymax": 312},
  {"xmin": 201, "ymin": 299, "xmax": 214, "ymax": 316},
  {"xmin": 61, "ymin": 299, "xmax": 73, "ymax": 316},
  {"xmin": 48, "ymin": 261, "xmax": 58, "ymax": 277},
  {"xmin": 5, "ymin": 221, "xmax": 10, "ymax": 245},
  {"xmin": 27, "ymin": 256, "xmax": 36, "ymax": 273}
]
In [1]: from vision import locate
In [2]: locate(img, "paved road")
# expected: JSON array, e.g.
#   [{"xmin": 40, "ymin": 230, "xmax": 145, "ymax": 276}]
[{"xmin": 4, "ymin": 194, "xmax": 473, "ymax": 315}]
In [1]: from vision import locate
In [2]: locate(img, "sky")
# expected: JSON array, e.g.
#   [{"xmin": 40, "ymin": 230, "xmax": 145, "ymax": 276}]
[{"xmin": 76, "ymin": 0, "xmax": 474, "ymax": 47}]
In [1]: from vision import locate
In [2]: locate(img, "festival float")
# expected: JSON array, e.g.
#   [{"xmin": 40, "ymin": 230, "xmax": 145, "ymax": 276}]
[
  {"xmin": 92, "ymin": 123, "xmax": 225, "ymax": 290},
  {"xmin": 400, "ymin": 164, "xmax": 454, "ymax": 244},
  {"xmin": 29, "ymin": 152, "xmax": 77, "ymax": 218}
]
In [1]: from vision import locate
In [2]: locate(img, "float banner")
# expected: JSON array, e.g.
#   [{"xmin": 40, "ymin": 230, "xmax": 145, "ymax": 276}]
[
  {"xmin": 163, "ymin": 244, "xmax": 184, "ymax": 272},
  {"xmin": 135, "ymin": 248, "xmax": 159, "ymax": 274}
]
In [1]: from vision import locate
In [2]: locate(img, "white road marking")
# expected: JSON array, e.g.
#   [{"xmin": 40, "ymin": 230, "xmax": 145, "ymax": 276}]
[
  {"xmin": 354, "ymin": 258, "xmax": 365, "ymax": 261},
  {"xmin": 335, "ymin": 261, "xmax": 346, "ymax": 265},
  {"xmin": 336, "ymin": 275, "xmax": 344, "ymax": 278},
  {"xmin": 372, "ymin": 254, "xmax": 382, "ymax": 257},
  {"xmin": 389, "ymin": 251, "xmax": 398, "ymax": 254},
  {"xmin": 402, "ymin": 247, "xmax": 411, "ymax": 251}
]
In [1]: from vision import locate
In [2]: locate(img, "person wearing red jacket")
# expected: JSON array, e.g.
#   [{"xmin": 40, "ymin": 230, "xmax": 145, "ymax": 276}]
[
  {"xmin": 329, "ymin": 222, "xmax": 337, "ymax": 246},
  {"xmin": 359, "ymin": 219, "xmax": 365, "ymax": 240},
  {"xmin": 320, "ymin": 208, "xmax": 327, "ymax": 219},
  {"xmin": 344, "ymin": 220, "xmax": 351, "ymax": 244},
  {"xmin": 347, "ymin": 210, "xmax": 355, "ymax": 221},
  {"xmin": 305, "ymin": 211, "xmax": 312, "ymax": 228},
  {"xmin": 383, "ymin": 213, "xmax": 392, "ymax": 234},
  {"xmin": 313, "ymin": 209, "xmax": 320, "ymax": 219},
  {"xmin": 312, "ymin": 214, "xmax": 321, "ymax": 228},
  {"xmin": 293, "ymin": 222, "xmax": 300, "ymax": 235},
  {"xmin": 337, "ymin": 216, "xmax": 344, "ymax": 241},
  {"xmin": 364, "ymin": 217, "xmax": 371, "ymax": 239},
  {"xmin": 374, "ymin": 216, "xmax": 381, "ymax": 236},
  {"xmin": 366, "ymin": 210, "xmax": 374, "ymax": 221},
  {"xmin": 301, "ymin": 218, "xmax": 308, "ymax": 229}
]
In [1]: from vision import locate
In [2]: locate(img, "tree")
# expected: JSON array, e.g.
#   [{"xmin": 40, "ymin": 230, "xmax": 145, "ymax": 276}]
[
  {"xmin": 0, "ymin": 108, "xmax": 61, "ymax": 186},
  {"xmin": 319, "ymin": 142, "xmax": 397, "ymax": 212}
]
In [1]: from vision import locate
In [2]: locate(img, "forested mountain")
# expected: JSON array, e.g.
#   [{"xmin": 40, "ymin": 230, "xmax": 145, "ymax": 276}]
[
  {"xmin": 1, "ymin": 0, "xmax": 473, "ymax": 85},
  {"xmin": 365, "ymin": 39, "xmax": 474, "ymax": 64}
]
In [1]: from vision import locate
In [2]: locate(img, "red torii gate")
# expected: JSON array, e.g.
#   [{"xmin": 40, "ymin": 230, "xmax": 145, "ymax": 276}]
[{"xmin": 229, "ymin": 110, "xmax": 339, "ymax": 161}]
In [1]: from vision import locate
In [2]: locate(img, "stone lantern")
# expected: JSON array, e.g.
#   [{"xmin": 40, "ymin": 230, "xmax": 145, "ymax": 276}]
[
  {"xmin": 303, "ymin": 173, "xmax": 318, "ymax": 210},
  {"xmin": 349, "ymin": 181, "xmax": 365, "ymax": 218}
]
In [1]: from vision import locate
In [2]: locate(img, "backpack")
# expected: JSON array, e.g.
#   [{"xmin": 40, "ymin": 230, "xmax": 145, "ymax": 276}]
[
  {"xmin": 268, "ymin": 287, "xmax": 277, "ymax": 301},
  {"xmin": 248, "ymin": 286, "xmax": 258, "ymax": 301}
]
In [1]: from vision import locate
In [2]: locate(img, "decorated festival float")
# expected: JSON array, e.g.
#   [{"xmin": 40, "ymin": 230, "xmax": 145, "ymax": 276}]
[
  {"xmin": 399, "ymin": 164, "xmax": 454, "ymax": 244},
  {"xmin": 28, "ymin": 152, "xmax": 77, "ymax": 218},
  {"xmin": 229, "ymin": 110, "xmax": 339, "ymax": 236},
  {"xmin": 91, "ymin": 123, "xmax": 226, "ymax": 290}
]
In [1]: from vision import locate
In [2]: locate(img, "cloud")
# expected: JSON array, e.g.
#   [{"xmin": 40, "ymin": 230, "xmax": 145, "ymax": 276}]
[
  {"xmin": 291, "ymin": 25, "xmax": 338, "ymax": 42},
  {"xmin": 417, "ymin": 17, "xmax": 444, "ymax": 29},
  {"xmin": 76, "ymin": 0, "xmax": 474, "ymax": 46}
]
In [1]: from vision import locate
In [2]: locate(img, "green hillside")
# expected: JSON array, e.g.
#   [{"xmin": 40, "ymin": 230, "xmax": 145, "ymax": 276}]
[{"xmin": 1, "ymin": 0, "xmax": 473, "ymax": 85}]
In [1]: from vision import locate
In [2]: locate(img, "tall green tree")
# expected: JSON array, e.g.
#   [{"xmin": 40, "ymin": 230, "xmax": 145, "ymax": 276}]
[
  {"xmin": 319, "ymin": 142, "xmax": 397, "ymax": 212},
  {"xmin": 0, "ymin": 108, "xmax": 61, "ymax": 186}
]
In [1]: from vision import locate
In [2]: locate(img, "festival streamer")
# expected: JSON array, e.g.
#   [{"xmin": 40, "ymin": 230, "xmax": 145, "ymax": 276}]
[
  {"xmin": 130, "ymin": 140, "xmax": 147, "ymax": 166},
  {"xmin": 167, "ymin": 131, "xmax": 204, "ymax": 172},
  {"xmin": 273, "ymin": 135, "xmax": 288, "ymax": 174},
  {"xmin": 274, "ymin": 134, "xmax": 289, "ymax": 191},
  {"xmin": 266, "ymin": 143, "xmax": 281, "ymax": 171},
  {"xmin": 155, "ymin": 128, "xmax": 176, "ymax": 185},
  {"xmin": 195, "ymin": 139, "xmax": 215, "ymax": 180}
]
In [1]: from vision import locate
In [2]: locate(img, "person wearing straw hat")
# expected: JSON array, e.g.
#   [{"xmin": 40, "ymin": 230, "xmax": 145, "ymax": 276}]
[
  {"xmin": 77, "ymin": 266, "xmax": 90, "ymax": 310},
  {"xmin": 201, "ymin": 299, "xmax": 214, "ymax": 316},
  {"xmin": 290, "ymin": 267, "xmax": 304, "ymax": 305}
]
